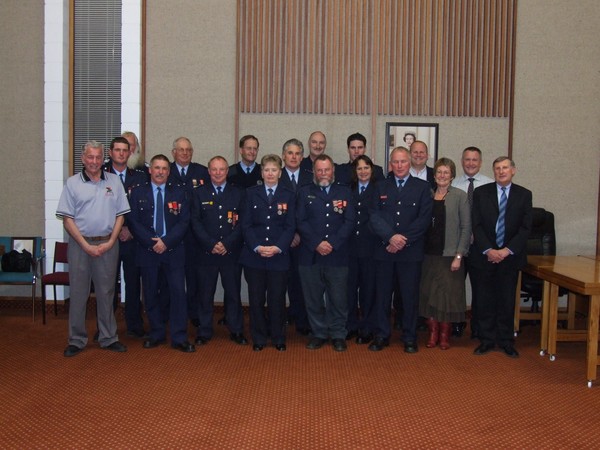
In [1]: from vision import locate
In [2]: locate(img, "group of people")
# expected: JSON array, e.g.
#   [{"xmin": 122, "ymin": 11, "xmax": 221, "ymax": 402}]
[{"xmin": 57, "ymin": 129, "xmax": 532, "ymax": 359}]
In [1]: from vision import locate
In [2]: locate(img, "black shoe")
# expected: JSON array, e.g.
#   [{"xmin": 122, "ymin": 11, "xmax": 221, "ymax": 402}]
[
  {"xmin": 143, "ymin": 339, "xmax": 165, "ymax": 349},
  {"xmin": 368, "ymin": 337, "xmax": 390, "ymax": 352},
  {"xmin": 404, "ymin": 342, "xmax": 418, "ymax": 353},
  {"xmin": 93, "ymin": 331, "xmax": 99, "ymax": 342},
  {"xmin": 473, "ymin": 343, "xmax": 495, "ymax": 355},
  {"xmin": 275, "ymin": 344, "xmax": 287, "ymax": 352},
  {"xmin": 173, "ymin": 341, "xmax": 195, "ymax": 353},
  {"xmin": 126, "ymin": 330, "xmax": 149, "ymax": 339},
  {"xmin": 345, "ymin": 329, "xmax": 359, "ymax": 340},
  {"xmin": 451, "ymin": 322, "xmax": 464, "ymax": 337},
  {"xmin": 217, "ymin": 316, "xmax": 227, "ymax": 326},
  {"xmin": 356, "ymin": 333, "xmax": 373, "ymax": 345},
  {"xmin": 230, "ymin": 333, "xmax": 248, "ymax": 345},
  {"xmin": 332, "ymin": 338, "xmax": 347, "ymax": 352},
  {"xmin": 502, "ymin": 345, "xmax": 519, "ymax": 358},
  {"xmin": 195, "ymin": 336, "xmax": 210, "ymax": 345},
  {"xmin": 190, "ymin": 318, "xmax": 200, "ymax": 327},
  {"xmin": 296, "ymin": 327, "xmax": 311, "ymax": 336},
  {"xmin": 103, "ymin": 341, "xmax": 127, "ymax": 352},
  {"xmin": 306, "ymin": 337, "xmax": 326, "ymax": 350},
  {"xmin": 63, "ymin": 345, "xmax": 83, "ymax": 357},
  {"xmin": 253, "ymin": 344, "xmax": 265, "ymax": 351}
]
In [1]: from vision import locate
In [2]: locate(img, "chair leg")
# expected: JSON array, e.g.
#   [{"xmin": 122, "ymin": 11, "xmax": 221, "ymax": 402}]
[
  {"xmin": 53, "ymin": 286, "xmax": 58, "ymax": 316},
  {"xmin": 42, "ymin": 283, "xmax": 47, "ymax": 325},
  {"xmin": 31, "ymin": 283, "xmax": 36, "ymax": 322}
]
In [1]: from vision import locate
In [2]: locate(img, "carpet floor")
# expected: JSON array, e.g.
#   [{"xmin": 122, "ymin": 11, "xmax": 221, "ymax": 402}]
[{"xmin": 0, "ymin": 305, "xmax": 599, "ymax": 449}]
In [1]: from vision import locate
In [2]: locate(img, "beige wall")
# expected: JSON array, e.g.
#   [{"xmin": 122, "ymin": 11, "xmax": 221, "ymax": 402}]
[
  {"xmin": 512, "ymin": 0, "xmax": 600, "ymax": 254},
  {"xmin": 0, "ymin": 0, "xmax": 598, "ymax": 257},
  {"xmin": 0, "ymin": 1, "xmax": 45, "ymax": 235}
]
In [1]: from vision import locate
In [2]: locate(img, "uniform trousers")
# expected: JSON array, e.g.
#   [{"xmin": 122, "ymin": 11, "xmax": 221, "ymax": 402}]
[
  {"xmin": 113, "ymin": 239, "xmax": 144, "ymax": 333},
  {"xmin": 372, "ymin": 260, "xmax": 421, "ymax": 343},
  {"xmin": 196, "ymin": 263, "xmax": 244, "ymax": 339},
  {"xmin": 287, "ymin": 246, "xmax": 309, "ymax": 329},
  {"xmin": 68, "ymin": 238, "xmax": 119, "ymax": 348},
  {"xmin": 244, "ymin": 267, "xmax": 288, "ymax": 346},
  {"xmin": 346, "ymin": 255, "xmax": 376, "ymax": 334},
  {"xmin": 298, "ymin": 264, "xmax": 348, "ymax": 340},
  {"xmin": 141, "ymin": 259, "xmax": 188, "ymax": 346}
]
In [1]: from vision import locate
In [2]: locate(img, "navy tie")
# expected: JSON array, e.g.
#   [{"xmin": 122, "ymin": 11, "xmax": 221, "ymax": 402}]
[
  {"xmin": 155, "ymin": 187, "xmax": 164, "ymax": 237},
  {"xmin": 119, "ymin": 173, "xmax": 125, "ymax": 185},
  {"xmin": 267, "ymin": 188, "xmax": 274, "ymax": 204},
  {"xmin": 246, "ymin": 167, "xmax": 251, "ymax": 175},
  {"xmin": 496, "ymin": 187, "xmax": 507, "ymax": 247},
  {"xmin": 397, "ymin": 179, "xmax": 404, "ymax": 190},
  {"xmin": 180, "ymin": 167, "xmax": 185, "ymax": 178},
  {"xmin": 467, "ymin": 178, "xmax": 475, "ymax": 207},
  {"xmin": 216, "ymin": 186, "xmax": 222, "ymax": 195},
  {"xmin": 360, "ymin": 185, "xmax": 366, "ymax": 195},
  {"xmin": 291, "ymin": 173, "xmax": 297, "ymax": 191}
]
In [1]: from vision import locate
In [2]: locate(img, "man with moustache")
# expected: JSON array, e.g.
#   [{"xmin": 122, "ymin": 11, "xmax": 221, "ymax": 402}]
[{"xmin": 128, "ymin": 154, "xmax": 195, "ymax": 353}]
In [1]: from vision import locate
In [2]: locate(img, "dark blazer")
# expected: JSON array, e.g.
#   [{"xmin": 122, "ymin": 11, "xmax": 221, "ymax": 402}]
[
  {"xmin": 296, "ymin": 183, "xmax": 356, "ymax": 266},
  {"xmin": 369, "ymin": 175, "xmax": 433, "ymax": 262},
  {"xmin": 190, "ymin": 183, "xmax": 245, "ymax": 265},
  {"xmin": 127, "ymin": 182, "xmax": 190, "ymax": 267},
  {"xmin": 227, "ymin": 162, "xmax": 262, "ymax": 188},
  {"xmin": 102, "ymin": 163, "xmax": 148, "ymax": 226},
  {"xmin": 349, "ymin": 182, "xmax": 380, "ymax": 259},
  {"xmin": 300, "ymin": 156, "xmax": 314, "ymax": 173},
  {"xmin": 471, "ymin": 182, "xmax": 532, "ymax": 270},
  {"xmin": 279, "ymin": 168, "xmax": 313, "ymax": 193},
  {"xmin": 239, "ymin": 185, "xmax": 297, "ymax": 271},
  {"xmin": 425, "ymin": 166, "xmax": 437, "ymax": 191},
  {"xmin": 168, "ymin": 162, "xmax": 210, "ymax": 199},
  {"xmin": 335, "ymin": 162, "xmax": 385, "ymax": 186}
]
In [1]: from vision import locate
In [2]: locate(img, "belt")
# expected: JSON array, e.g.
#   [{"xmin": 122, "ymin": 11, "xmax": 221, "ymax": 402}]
[{"xmin": 83, "ymin": 235, "xmax": 111, "ymax": 242}]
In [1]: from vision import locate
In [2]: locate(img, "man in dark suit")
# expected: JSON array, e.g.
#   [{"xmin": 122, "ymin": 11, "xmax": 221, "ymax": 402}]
[
  {"xmin": 296, "ymin": 154, "xmax": 356, "ymax": 352},
  {"xmin": 168, "ymin": 137, "xmax": 210, "ymax": 326},
  {"xmin": 227, "ymin": 135, "xmax": 263, "ymax": 188},
  {"xmin": 279, "ymin": 138, "xmax": 312, "ymax": 335},
  {"xmin": 300, "ymin": 131, "xmax": 327, "ymax": 173},
  {"xmin": 409, "ymin": 140, "xmax": 437, "ymax": 191},
  {"xmin": 128, "ymin": 154, "xmax": 195, "ymax": 352},
  {"xmin": 368, "ymin": 147, "xmax": 433, "ymax": 353},
  {"xmin": 102, "ymin": 136, "xmax": 148, "ymax": 338},
  {"xmin": 190, "ymin": 156, "xmax": 248, "ymax": 346},
  {"xmin": 471, "ymin": 156, "xmax": 532, "ymax": 358},
  {"xmin": 335, "ymin": 132, "xmax": 385, "ymax": 185}
]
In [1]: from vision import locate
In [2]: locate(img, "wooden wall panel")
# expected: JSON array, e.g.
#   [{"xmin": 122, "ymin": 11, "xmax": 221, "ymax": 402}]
[{"xmin": 237, "ymin": 0, "xmax": 516, "ymax": 117}]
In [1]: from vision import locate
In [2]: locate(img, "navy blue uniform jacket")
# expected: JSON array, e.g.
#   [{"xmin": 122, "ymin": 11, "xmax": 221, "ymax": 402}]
[
  {"xmin": 239, "ymin": 185, "xmax": 297, "ymax": 271},
  {"xmin": 227, "ymin": 162, "xmax": 263, "ymax": 188},
  {"xmin": 190, "ymin": 184, "xmax": 244, "ymax": 265},
  {"xmin": 127, "ymin": 182, "xmax": 190, "ymax": 267},
  {"xmin": 369, "ymin": 176, "xmax": 433, "ymax": 262},
  {"xmin": 296, "ymin": 183, "xmax": 356, "ymax": 266}
]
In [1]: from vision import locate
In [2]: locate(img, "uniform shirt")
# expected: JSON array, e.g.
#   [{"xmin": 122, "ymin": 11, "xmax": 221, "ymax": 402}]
[{"xmin": 57, "ymin": 171, "xmax": 130, "ymax": 236}]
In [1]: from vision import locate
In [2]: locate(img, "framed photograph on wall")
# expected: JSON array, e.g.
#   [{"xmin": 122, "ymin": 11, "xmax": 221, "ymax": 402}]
[{"xmin": 384, "ymin": 122, "xmax": 439, "ymax": 170}]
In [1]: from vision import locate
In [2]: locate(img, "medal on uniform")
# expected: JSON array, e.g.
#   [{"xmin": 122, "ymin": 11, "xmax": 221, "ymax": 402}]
[{"xmin": 228, "ymin": 211, "xmax": 233, "ymax": 223}]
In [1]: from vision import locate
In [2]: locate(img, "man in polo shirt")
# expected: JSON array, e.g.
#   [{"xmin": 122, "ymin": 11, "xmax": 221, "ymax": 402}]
[{"xmin": 57, "ymin": 140, "xmax": 131, "ymax": 357}]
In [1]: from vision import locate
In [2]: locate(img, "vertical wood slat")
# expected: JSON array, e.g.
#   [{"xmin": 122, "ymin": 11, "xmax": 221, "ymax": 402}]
[{"xmin": 237, "ymin": 0, "xmax": 515, "ymax": 117}]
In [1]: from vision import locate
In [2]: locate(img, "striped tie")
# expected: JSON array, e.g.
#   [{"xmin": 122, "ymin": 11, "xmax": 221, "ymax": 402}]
[{"xmin": 496, "ymin": 187, "xmax": 507, "ymax": 247}]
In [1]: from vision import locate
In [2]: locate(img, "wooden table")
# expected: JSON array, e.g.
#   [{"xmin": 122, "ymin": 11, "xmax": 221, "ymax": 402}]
[{"xmin": 524, "ymin": 255, "xmax": 600, "ymax": 387}]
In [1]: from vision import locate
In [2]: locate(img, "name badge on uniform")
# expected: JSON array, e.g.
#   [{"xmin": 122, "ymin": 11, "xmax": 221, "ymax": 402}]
[{"xmin": 105, "ymin": 187, "xmax": 114, "ymax": 197}]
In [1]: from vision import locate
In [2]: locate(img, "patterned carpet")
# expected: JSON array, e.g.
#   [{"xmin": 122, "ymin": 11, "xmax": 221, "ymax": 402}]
[{"xmin": 0, "ymin": 303, "xmax": 599, "ymax": 449}]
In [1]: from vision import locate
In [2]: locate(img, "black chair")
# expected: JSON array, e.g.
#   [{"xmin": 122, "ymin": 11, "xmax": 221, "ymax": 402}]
[{"xmin": 514, "ymin": 207, "xmax": 575, "ymax": 334}]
